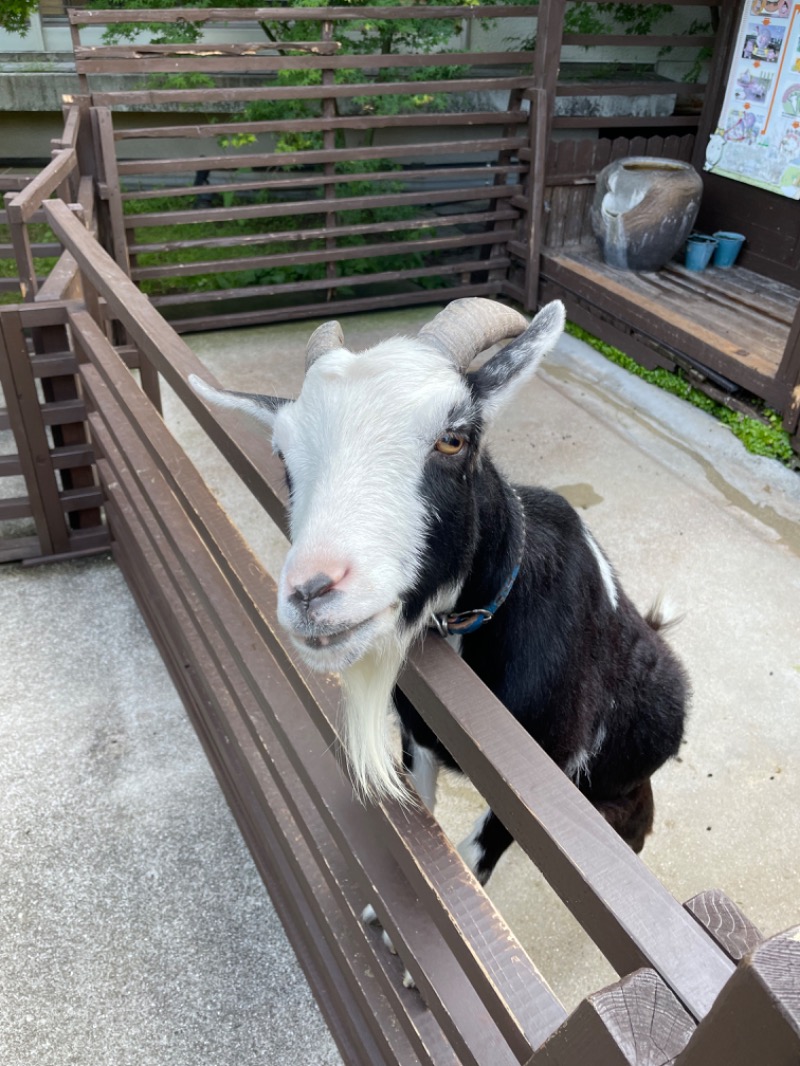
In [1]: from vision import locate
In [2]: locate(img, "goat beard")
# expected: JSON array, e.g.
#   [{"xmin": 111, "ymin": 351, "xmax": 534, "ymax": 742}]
[{"xmin": 338, "ymin": 629, "xmax": 415, "ymax": 806}]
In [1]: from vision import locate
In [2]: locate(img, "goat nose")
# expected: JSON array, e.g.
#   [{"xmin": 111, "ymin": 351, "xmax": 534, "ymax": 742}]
[
  {"xmin": 290, "ymin": 571, "xmax": 342, "ymax": 615},
  {"xmin": 296, "ymin": 572, "xmax": 335, "ymax": 603}
]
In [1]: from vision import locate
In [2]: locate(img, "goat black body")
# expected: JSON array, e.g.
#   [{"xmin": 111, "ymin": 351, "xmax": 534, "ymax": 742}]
[{"xmin": 396, "ymin": 452, "xmax": 688, "ymax": 881}]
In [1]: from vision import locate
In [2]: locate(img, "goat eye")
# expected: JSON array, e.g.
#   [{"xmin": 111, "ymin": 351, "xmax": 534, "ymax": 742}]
[{"xmin": 434, "ymin": 433, "xmax": 466, "ymax": 456}]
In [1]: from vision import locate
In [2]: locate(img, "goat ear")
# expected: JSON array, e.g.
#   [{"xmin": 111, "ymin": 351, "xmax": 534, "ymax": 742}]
[
  {"xmin": 188, "ymin": 373, "xmax": 289, "ymax": 430},
  {"xmin": 469, "ymin": 301, "xmax": 565, "ymax": 420}
]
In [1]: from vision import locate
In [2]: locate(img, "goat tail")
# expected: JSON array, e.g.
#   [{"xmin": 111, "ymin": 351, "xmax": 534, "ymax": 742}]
[{"xmin": 645, "ymin": 593, "xmax": 684, "ymax": 634}]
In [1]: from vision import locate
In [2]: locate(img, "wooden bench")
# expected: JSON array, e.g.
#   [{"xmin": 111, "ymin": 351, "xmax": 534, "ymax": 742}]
[{"xmin": 528, "ymin": 135, "xmax": 800, "ymax": 453}]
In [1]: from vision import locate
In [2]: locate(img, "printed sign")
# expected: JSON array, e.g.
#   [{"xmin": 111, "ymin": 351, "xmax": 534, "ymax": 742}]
[{"xmin": 705, "ymin": 0, "xmax": 800, "ymax": 198}]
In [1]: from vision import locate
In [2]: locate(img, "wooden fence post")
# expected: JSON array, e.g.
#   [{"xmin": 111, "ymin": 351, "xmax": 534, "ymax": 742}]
[
  {"xmin": 674, "ymin": 925, "xmax": 800, "ymax": 1065},
  {"xmin": 523, "ymin": 87, "xmax": 548, "ymax": 312},
  {"xmin": 526, "ymin": 968, "xmax": 695, "ymax": 1065},
  {"xmin": 4, "ymin": 191, "xmax": 37, "ymax": 301},
  {"xmin": 0, "ymin": 308, "xmax": 72, "ymax": 557}
]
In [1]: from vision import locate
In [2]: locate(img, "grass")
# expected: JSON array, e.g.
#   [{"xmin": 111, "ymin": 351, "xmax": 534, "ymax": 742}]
[
  {"xmin": 565, "ymin": 321, "xmax": 796, "ymax": 467},
  {"xmin": 0, "ymin": 221, "xmax": 59, "ymax": 305}
]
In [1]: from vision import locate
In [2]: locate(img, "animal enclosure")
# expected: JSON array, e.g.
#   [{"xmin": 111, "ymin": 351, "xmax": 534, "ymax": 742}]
[
  {"xmin": 1, "ymin": 5, "xmax": 800, "ymax": 1062},
  {"xmin": 2, "ymin": 186, "xmax": 799, "ymax": 1062}
]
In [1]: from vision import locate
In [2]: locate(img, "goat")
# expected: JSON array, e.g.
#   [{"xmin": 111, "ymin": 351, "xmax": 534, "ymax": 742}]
[{"xmin": 189, "ymin": 297, "xmax": 688, "ymax": 898}]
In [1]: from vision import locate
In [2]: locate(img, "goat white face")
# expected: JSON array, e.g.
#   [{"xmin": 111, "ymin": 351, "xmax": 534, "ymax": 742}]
[
  {"xmin": 271, "ymin": 339, "xmax": 469, "ymax": 671},
  {"xmin": 190, "ymin": 300, "xmax": 565, "ymax": 675}
]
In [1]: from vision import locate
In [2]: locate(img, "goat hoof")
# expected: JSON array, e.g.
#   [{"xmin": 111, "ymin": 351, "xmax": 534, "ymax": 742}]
[
  {"xmin": 402, "ymin": 969, "xmax": 417, "ymax": 989},
  {"xmin": 361, "ymin": 903, "xmax": 379, "ymax": 926},
  {"xmin": 381, "ymin": 929, "xmax": 397, "ymax": 954}
]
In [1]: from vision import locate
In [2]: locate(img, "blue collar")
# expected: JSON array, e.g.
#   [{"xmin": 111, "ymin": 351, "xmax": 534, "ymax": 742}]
[
  {"xmin": 430, "ymin": 564, "xmax": 521, "ymax": 637},
  {"xmin": 430, "ymin": 486, "xmax": 527, "ymax": 638}
]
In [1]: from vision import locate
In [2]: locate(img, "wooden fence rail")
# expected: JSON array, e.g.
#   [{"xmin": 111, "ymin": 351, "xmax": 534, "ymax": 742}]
[{"xmin": 14, "ymin": 192, "xmax": 792, "ymax": 1065}]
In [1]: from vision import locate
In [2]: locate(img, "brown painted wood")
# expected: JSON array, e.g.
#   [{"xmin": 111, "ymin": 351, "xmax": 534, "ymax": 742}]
[
  {"xmin": 74, "ymin": 305, "xmax": 566, "ymax": 1061},
  {"xmin": 80, "ymin": 363, "xmax": 548, "ymax": 1066},
  {"xmin": 71, "ymin": 6, "xmax": 536, "ymax": 25},
  {"xmin": 674, "ymin": 926, "xmax": 800, "ymax": 1065},
  {"xmin": 0, "ymin": 307, "xmax": 72, "ymax": 556},
  {"xmin": 92, "ymin": 75, "xmax": 536, "ymax": 109},
  {"xmin": 130, "ymin": 230, "xmax": 515, "ymax": 282},
  {"xmin": 115, "ymin": 110, "xmax": 527, "ymax": 141},
  {"xmin": 115, "ymin": 137, "xmax": 528, "ymax": 177},
  {"xmin": 119, "ymin": 163, "xmax": 525, "ymax": 202},
  {"xmin": 399, "ymin": 637, "xmax": 735, "ymax": 1022},
  {"xmin": 527, "ymin": 968, "xmax": 696, "ymax": 1065},
  {"xmin": 76, "ymin": 49, "xmax": 534, "ymax": 75},
  {"xmin": 540, "ymin": 247, "xmax": 791, "ymax": 403},
  {"xmin": 684, "ymin": 891, "xmax": 764, "ymax": 963},
  {"xmin": 5, "ymin": 148, "xmax": 76, "ymax": 225},
  {"xmin": 149, "ymin": 259, "xmax": 510, "ymax": 309},
  {"xmin": 129, "ymin": 208, "xmax": 517, "ymax": 255}
]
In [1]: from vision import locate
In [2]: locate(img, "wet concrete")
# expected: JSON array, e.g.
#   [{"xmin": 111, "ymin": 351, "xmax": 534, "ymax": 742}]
[{"xmin": 2, "ymin": 305, "xmax": 799, "ymax": 1059}]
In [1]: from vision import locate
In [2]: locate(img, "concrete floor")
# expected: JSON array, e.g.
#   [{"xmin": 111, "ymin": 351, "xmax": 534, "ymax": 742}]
[{"xmin": 2, "ymin": 306, "xmax": 800, "ymax": 1062}]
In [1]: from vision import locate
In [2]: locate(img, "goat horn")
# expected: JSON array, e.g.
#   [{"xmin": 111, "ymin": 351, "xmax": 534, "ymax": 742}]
[
  {"xmin": 418, "ymin": 298, "xmax": 529, "ymax": 370},
  {"xmin": 306, "ymin": 320, "xmax": 344, "ymax": 370}
]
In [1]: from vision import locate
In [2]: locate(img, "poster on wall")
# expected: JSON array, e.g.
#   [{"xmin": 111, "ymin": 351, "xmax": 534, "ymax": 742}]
[{"xmin": 704, "ymin": 0, "xmax": 800, "ymax": 198}]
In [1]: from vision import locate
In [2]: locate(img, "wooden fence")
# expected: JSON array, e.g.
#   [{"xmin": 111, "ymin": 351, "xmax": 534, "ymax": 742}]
[
  {"xmin": 62, "ymin": 2, "xmax": 720, "ymax": 333},
  {"xmin": 3, "ymin": 190, "xmax": 792, "ymax": 1064},
  {"xmin": 66, "ymin": 5, "xmax": 542, "ymax": 332}
]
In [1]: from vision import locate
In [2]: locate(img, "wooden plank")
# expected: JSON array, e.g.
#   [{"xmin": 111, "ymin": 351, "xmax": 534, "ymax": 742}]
[
  {"xmin": 674, "ymin": 926, "xmax": 800, "ymax": 1065},
  {"xmin": 116, "ymin": 137, "xmax": 528, "ymax": 176},
  {"xmin": 91, "ymin": 75, "xmax": 536, "ymax": 109},
  {"xmin": 94, "ymin": 463, "xmax": 436, "ymax": 1066},
  {"xmin": 553, "ymin": 116, "xmax": 701, "ymax": 129},
  {"xmin": 99, "ymin": 495, "xmax": 430, "ymax": 1066},
  {"xmin": 3, "ymin": 194, "xmax": 37, "ymax": 301},
  {"xmin": 5, "ymin": 148, "xmax": 76, "ymax": 224},
  {"xmin": 683, "ymin": 891, "xmax": 763, "ymax": 964},
  {"xmin": 75, "ymin": 41, "xmax": 342, "ymax": 58},
  {"xmin": 131, "ymin": 230, "xmax": 516, "ymax": 283},
  {"xmin": 129, "ymin": 208, "xmax": 518, "ymax": 255},
  {"xmin": 165, "ymin": 283, "xmax": 501, "ymax": 333},
  {"xmin": 523, "ymin": 87, "xmax": 548, "ymax": 311},
  {"xmin": 541, "ymin": 249, "xmax": 781, "ymax": 385},
  {"xmin": 115, "ymin": 111, "xmax": 526, "ymax": 141},
  {"xmin": 91, "ymin": 106, "xmax": 129, "ymax": 274},
  {"xmin": 150, "ymin": 262, "xmax": 508, "ymax": 309},
  {"xmin": 527, "ymin": 968, "xmax": 695, "ymax": 1065},
  {"xmin": 399, "ymin": 637, "xmax": 736, "ymax": 1022},
  {"xmin": 0, "ymin": 308, "xmax": 71, "ymax": 555},
  {"xmin": 81, "ymin": 361, "xmax": 558, "ymax": 1065},
  {"xmin": 126, "ymin": 184, "xmax": 517, "ymax": 230},
  {"xmin": 0, "ymin": 497, "xmax": 33, "ymax": 521},
  {"xmin": 76, "ymin": 49, "xmax": 534, "ymax": 75},
  {"xmin": 120, "ymin": 163, "xmax": 526, "ymax": 202},
  {"xmin": 70, "ymin": 6, "xmax": 537, "ymax": 25}
]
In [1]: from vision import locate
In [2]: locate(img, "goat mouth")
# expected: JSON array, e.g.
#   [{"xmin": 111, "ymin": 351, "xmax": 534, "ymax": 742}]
[{"xmin": 302, "ymin": 618, "xmax": 372, "ymax": 650}]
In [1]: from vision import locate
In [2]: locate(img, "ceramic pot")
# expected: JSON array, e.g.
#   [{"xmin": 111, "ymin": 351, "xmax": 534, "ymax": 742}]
[{"xmin": 591, "ymin": 157, "xmax": 704, "ymax": 272}]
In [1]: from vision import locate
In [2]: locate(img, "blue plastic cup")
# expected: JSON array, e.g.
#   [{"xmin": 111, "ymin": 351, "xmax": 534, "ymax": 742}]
[
  {"xmin": 712, "ymin": 232, "xmax": 745, "ymax": 268},
  {"xmin": 685, "ymin": 234, "xmax": 717, "ymax": 271}
]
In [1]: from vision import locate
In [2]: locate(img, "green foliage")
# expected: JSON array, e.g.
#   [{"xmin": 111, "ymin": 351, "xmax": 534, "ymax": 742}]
[
  {"xmin": 565, "ymin": 323, "xmax": 795, "ymax": 465},
  {"xmin": 0, "ymin": 0, "xmax": 37, "ymax": 34},
  {"xmin": 97, "ymin": 1, "xmax": 479, "ymax": 297},
  {"xmin": 564, "ymin": 1, "xmax": 672, "ymax": 38},
  {"xmin": 0, "ymin": 221, "xmax": 59, "ymax": 305}
]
